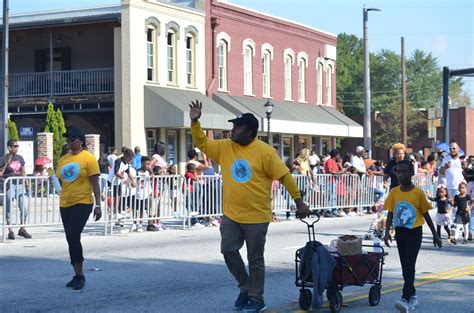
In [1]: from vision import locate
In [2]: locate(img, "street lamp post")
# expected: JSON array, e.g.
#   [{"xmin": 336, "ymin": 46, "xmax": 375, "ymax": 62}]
[
  {"xmin": 363, "ymin": 7, "xmax": 380, "ymax": 159},
  {"xmin": 264, "ymin": 99, "xmax": 274, "ymax": 144}
]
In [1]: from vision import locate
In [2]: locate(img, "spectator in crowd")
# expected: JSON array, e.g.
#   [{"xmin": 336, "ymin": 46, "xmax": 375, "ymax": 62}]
[
  {"xmin": 351, "ymin": 146, "xmax": 367, "ymax": 176},
  {"xmin": 384, "ymin": 143, "xmax": 407, "ymax": 190},
  {"xmin": 132, "ymin": 146, "xmax": 142, "ymax": 169},
  {"xmin": 184, "ymin": 163, "xmax": 199, "ymax": 226},
  {"xmin": 343, "ymin": 153, "xmax": 353, "ymax": 171},
  {"xmin": 462, "ymin": 159, "xmax": 474, "ymax": 241},
  {"xmin": 426, "ymin": 154, "xmax": 436, "ymax": 175},
  {"xmin": 57, "ymin": 127, "xmax": 101, "ymax": 290},
  {"xmin": 151, "ymin": 142, "xmax": 168, "ymax": 175},
  {"xmin": 112, "ymin": 149, "xmax": 135, "ymax": 225},
  {"xmin": 107, "ymin": 147, "xmax": 118, "ymax": 172},
  {"xmin": 368, "ymin": 161, "xmax": 385, "ymax": 205},
  {"xmin": 439, "ymin": 140, "xmax": 464, "ymax": 222},
  {"xmin": 134, "ymin": 156, "xmax": 152, "ymax": 232},
  {"xmin": 189, "ymin": 100, "xmax": 309, "ymax": 312},
  {"xmin": 324, "ymin": 149, "xmax": 346, "ymax": 217},
  {"xmin": 0, "ymin": 139, "xmax": 31, "ymax": 240},
  {"xmin": 308, "ymin": 150, "xmax": 320, "ymax": 173}
]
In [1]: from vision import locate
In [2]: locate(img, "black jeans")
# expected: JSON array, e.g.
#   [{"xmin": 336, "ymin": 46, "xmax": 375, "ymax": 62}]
[
  {"xmin": 60, "ymin": 204, "xmax": 93, "ymax": 265},
  {"xmin": 220, "ymin": 215, "xmax": 269, "ymax": 303},
  {"xmin": 395, "ymin": 226, "xmax": 422, "ymax": 301}
]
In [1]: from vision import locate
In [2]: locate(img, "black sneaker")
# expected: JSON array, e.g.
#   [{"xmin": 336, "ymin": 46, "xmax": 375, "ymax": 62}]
[
  {"xmin": 7, "ymin": 232, "xmax": 15, "ymax": 240},
  {"xmin": 18, "ymin": 229, "xmax": 32, "ymax": 239},
  {"xmin": 242, "ymin": 300, "xmax": 266, "ymax": 313},
  {"xmin": 66, "ymin": 275, "xmax": 78, "ymax": 288},
  {"xmin": 147, "ymin": 224, "xmax": 157, "ymax": 231},
  {"xmin": 73, "ymin": 275, "xmax": 85, "ymax": 290},
  {"xmin": 234, "ymin": 292, "xmax": 250, "ymax": 310}
]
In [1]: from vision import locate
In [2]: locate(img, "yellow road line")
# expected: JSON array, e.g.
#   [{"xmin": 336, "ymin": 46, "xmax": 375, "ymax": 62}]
[
  {"xmin": 340, "ymin": 265, "xmax": 474, "ymax": 297},
  {"xmin": 343, "ymin": 267, "xmax": 474, "ymax": 303},
  {"xmin": 268, "ymin": 265, "xmax": 474, "ymax": 312}
]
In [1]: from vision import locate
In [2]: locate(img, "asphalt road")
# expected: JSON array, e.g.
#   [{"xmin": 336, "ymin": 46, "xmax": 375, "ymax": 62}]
[{"xmin": 1, "ymin": 214, "xmax": 473, "ymax": 313}]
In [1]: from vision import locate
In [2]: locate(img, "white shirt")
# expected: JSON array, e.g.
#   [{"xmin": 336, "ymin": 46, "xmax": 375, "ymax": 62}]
[
  {"xmin": 441, "ymin": 155, "xmax": 464, "ymax": 190},
  {"xmin": 107, "ymin": 154, "xmax": 118, "ymax": 183},
  {"xmin": 308, "ymin": 154, "xmax": 320, "ymax": 166},
  {"xmin": 351, "ymin": 155, "xmax": 366, "ymax": 173}
]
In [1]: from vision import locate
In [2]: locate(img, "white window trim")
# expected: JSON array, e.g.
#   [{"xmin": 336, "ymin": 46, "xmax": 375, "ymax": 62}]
[
  {"xmin": 284, "ymin": 55, "xmax": 293, "ymax": 101},
  {"xmin": 283, "ymin": 48, "xmax": 295, "ymax": 64},
  {"xmin": 326, "ymin": 64, "xmax": 333, "ymax": 106},
  {"xmin": 216, "ymin": 32, "xmax": 231, "ymax": 51},
  {"xmin": 185, "ymin": 34, "xmax": 196, "ymax": 87},
  {"xmin": 243, "ymin": 45, "xmax": 254, "ymax": 96},
  {"xmin": 297, "ymin": 51, "xmax": 309, "ymax": 67},
  {"xmin": 298, "ymin": 58, "xmax": 306, "ymax": 103},
  {"xmin": 242, "ymin": 38, "xmax": 256, "ymax": 56},
  {"xmin": 262, "ymin": 50, "xmax": 271, "ymax": 97},
  {"xmin": 315, "ymin": 57, "xmax": 325, "ymax": 105},
  {"xmin": 167, "ymin": 29, "xmax": 177, "ymax": 84},
  {"xmin": 146, "ymin": 26, "xmax": 158, "ymax": 82},
  {"xmin": 261, "ymin": 43, "xmax": 274, "ymax": 60},
  {"xmin": 217, "ymin": 40, "xmax": 228, "ymax": 92}
]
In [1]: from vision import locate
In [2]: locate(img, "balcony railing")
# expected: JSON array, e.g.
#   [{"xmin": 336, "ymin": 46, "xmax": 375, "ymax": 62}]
[{"xmin": 9, "ymin": 68, "xmax": 114, "ymax": 98}]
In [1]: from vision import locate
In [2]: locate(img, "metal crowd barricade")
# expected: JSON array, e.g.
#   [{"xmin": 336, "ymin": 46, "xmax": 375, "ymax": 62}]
[
  {"xmin": 1, "ymin": 176, "xmax": 109, "ymax": 241},
  {"xmin": 412, "ymin": 173, "xmax": 437, "ymax": 198},
  {"xmin": 107, "ymin": 175, "xmax": 188, "ymax": 232},
  {"xmin": 185, "ymin": 175, "xmax": 223, "ymax": 226}
]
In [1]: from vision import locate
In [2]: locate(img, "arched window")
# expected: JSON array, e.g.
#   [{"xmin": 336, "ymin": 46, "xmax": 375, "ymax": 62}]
[
  {"xmin": 284, "ymin": 55, "xmax": 293, "ymax": 100},
  {"xmin": 297, "ymin": 52, "xmax": 308, "ymax": 102},
  {"xmin": 243, "ymin": 45, "xmax": 253, "ymax": 95},
  {"xmin": 316, "ymin": 60, "xmax": 324, "ymax": 104},
  {"xmin": 326, "ymin": 64, "xmax": 333, "ymax": 105},
  {"xmin": 262, "ymin": 50, "xmax": 271, "ymax": 97},
  {"xmin": 145, "ymin": 17, "xmax": 160, "ymax": 81},
  {"xmin": 166, "ymin": 22, "xmax": 180, "ymax": 84},
  {"xmin": 283, "ymin": 49, "xmax": 295, "ymax": 101},
  {"xmin": 217, "ymin": 40, "xmax": 228, "ymax": 91},
  {"xmin": 186, "ymin": 34, "xmax": 196, "ymax": 86}
]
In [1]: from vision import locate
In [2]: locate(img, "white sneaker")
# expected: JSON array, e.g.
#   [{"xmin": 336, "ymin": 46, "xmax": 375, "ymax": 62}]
[
  {"xmin": 137, "ymin": 224, "xmax": 144, "ymax": 232},
  {"xmin": 193, "ymin": 222, "xmax": 205, "ymax": 228},
  {"xmin": 395, "ymin": 298, "xmax": 410, "ymax": 313},
  {"xmin": 130, "ymin": 223, "xmax": 138, "ymax": 232},
  {"xmin": 408, "ymin": 295, "xmax": 418, "ymax": 309}
]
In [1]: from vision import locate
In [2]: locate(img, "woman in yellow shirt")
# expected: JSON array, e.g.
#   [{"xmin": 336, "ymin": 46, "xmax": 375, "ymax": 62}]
[
  {"xmin": 384, "ymin": 160, "xmax": 441, "ymax": 312},
  {"xmin": 57, "ymin": 127, "xmax": 101, "ymax": 290}
]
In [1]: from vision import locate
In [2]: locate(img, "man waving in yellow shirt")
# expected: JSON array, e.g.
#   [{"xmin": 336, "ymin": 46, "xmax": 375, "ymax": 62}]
[{"xmin": 189, "ymin": 100, "xmax": 310, "ymax": 313}]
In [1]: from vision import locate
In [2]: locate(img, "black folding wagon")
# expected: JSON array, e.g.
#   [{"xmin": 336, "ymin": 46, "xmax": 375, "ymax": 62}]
[{"xmin": 295, "ymin": 214, "xmax": 387, "ymax": 313}]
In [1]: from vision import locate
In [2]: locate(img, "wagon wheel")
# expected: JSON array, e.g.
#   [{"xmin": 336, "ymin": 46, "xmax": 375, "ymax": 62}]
[
  {"xmin": 298, "ymin": 288, "xmax": 312, "ymax": 310},
  {"xmin": 329, "ymin": 290, "xmax": 342, "ymax": 313},
  {"xmin": 368, "ymin": 285, "xmax": 381, "ymax": 306}
]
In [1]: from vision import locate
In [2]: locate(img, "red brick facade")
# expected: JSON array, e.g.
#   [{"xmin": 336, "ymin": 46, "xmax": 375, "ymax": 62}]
[{"xmin": 204, "ymin": 0, "xmax": 337, "ymax": 105}]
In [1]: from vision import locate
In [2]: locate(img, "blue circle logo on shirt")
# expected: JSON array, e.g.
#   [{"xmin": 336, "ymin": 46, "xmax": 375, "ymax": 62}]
[
  {"xmin": 394, "ymin": 201, "xmax": 416, "ymax": 228},
  {"xmin": 60, "ymin": 162, "xmax": 80, "ymax": 183},
  {"xmin": 231, "ymin": 159, "xmax": 252, "ymax": 183}
]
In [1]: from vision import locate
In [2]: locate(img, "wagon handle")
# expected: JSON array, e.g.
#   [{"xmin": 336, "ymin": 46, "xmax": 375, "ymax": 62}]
[{"xmin": 299, "ymin": 211, "xmax": 320, "ymax": 226}]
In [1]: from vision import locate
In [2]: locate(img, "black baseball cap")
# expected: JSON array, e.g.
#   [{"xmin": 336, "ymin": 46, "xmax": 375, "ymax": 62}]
[
  {"xmin": 63, "ymin": 126, "xmax": 85, "ymax": 142},
  {"xmin": 228, "ymin": 113, "xmax": 259, "ymax": 130}
]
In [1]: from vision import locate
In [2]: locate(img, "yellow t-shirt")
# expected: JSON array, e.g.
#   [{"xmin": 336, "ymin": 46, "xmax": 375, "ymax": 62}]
[
  {"xmin": 385, "ymin": 186, "xmax": 432, "ymax": 229},
  {"xmin": 57, "ymin": 150, "xmax": 100, "ymax": 208},
  {"xmin": 191, "ymin": 121, "xmax": 290, "ymax": 223}
]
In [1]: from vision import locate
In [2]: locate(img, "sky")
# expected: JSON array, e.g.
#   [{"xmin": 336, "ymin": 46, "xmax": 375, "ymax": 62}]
[{"xmin": 7, "ymin": 0, "xmax": 474, "ymax": 101}]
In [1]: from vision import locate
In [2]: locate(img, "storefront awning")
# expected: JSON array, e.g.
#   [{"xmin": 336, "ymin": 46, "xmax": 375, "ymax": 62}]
[
  {"xmin": 144, "ymin": 86, "xmax": 236, "ymax": 129},
  {"xmin": 213, "ymin": 93, "xmax": 363, "ymax": 137}
]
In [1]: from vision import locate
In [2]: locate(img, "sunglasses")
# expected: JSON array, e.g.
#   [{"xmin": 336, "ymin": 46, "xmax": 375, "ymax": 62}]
[
  {"xmin": 9, "ymin": 145, "xmax": 19, "ymax": 148},
  {"xmin": 449, "ymin": 147, "xmax": 457, "ymax": 150}
]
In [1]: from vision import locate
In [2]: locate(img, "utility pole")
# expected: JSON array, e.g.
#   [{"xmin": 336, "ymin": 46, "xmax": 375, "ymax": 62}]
[
  {"xmin": 363, "ymin": 7, "xmax": 380, "ymax": 159},
  {"xmin": 1, "ymin": 0, "xmax": 9, "ymax": 155},
  {"xmin": 401, "ymin": 37, "xmax": 407, "ymax": 146}
]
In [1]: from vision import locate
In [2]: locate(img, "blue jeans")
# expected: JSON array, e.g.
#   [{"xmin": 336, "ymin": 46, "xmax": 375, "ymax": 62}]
[
  {"xmin": 5, "ymin": 183, "xmax": 28, "ymax": 224},
  {"xmin": 373, "ymin": 188, "xmax": 384, "ymax": 203}
]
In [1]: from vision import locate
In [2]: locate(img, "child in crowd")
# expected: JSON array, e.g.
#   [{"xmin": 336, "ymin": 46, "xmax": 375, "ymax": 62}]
[
  {"xmin": 449, "ymin": 182, "xmax": 471, "ymax": 244},
  {"xmin": 184, "ymin": 163, "xmax": 198, "ymax": 226},
  {"xmin": 384, "ymin": 160, "xmax": 441, "ymax": 313},
  {"xmin": 135, "ymin": 156, "xmax": 152, "ymax": 232},
  {"xmin": 428, "ymin": 185, "xmax": 452, "ymax": 241}
]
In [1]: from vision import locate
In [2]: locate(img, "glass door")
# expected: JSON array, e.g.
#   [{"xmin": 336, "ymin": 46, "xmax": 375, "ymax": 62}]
[{"xmin": 166, "ymin": 130, "xmax": 178, "ymax": 165}]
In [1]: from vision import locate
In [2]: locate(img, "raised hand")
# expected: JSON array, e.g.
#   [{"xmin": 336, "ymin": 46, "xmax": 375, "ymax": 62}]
[{"xmin": 189, "ymin": 100, "xmax": 202, "ymax": 122}]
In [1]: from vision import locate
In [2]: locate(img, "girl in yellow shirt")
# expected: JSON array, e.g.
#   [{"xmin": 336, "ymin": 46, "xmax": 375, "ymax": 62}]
[{"xmin": 384, "ymin": 160, "xmax": 441, "ymax": 312}]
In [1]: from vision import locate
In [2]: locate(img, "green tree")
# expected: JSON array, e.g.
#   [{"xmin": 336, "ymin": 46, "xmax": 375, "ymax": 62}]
[
  {"xmin": 336, "ymin": 33, "xmax": 364, "ymax": 116},
  {"xmin": 7, "ymin": 119, "xmax": 19, "ymax": 140},
  {"xmin": 373, "ymin": 100, "xmax": 426, "ymax": 149},
  {"xmin": 44, "ymin": 102, "xmax": 66, "ymax": 167}
]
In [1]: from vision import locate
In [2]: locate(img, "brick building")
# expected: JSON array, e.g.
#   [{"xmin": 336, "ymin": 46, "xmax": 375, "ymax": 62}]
[{"xmin": 203, "ymin": 0, "xmax": 362, "ymax": 163}]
